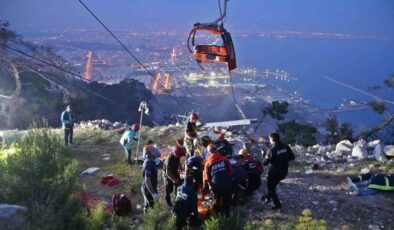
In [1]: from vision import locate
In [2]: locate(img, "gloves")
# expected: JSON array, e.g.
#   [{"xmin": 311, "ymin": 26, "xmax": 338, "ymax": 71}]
[{"xmin": 152, "ymin": 193, "xmax": 160, "ymax": 200}]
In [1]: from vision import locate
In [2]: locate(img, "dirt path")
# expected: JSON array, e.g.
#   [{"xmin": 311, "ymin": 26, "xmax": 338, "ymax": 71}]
[{"xmin": 241, "ymin": 171, "xmax": 394, "ymax": 229}]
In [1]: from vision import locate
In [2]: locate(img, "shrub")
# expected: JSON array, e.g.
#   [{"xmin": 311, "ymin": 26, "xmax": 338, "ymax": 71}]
[
  {"xmin": 204, "ymin": 212, "xmax": 245, "ymax": 230},
  {"xmin": 142, "ymin": 202, "xmax": 175, "ymax": 230},
  {"xmin": 277, "ymin": 120, "xmax": 317, "ymax": 146},
  {"xmin": 0, "ymin": 125, "xmax": 87, "ymax": 229},
  {"xmin": 90, "ymin": 202, "xmax": 106, "ymax": 230},
  {"xmin": 295, "ymin": 209, "xmax": 327, "ymax": 230}
]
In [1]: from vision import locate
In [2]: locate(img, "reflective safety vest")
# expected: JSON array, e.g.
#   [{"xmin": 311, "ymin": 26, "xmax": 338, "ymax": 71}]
[{"xmin": 367, "ymin": 174, "xmax": 394, "ymax": 191}]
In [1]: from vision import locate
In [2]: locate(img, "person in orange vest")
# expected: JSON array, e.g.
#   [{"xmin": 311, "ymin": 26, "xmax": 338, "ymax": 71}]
[{"xmin": 203, "ymin": 144, "xmax": 233, "ymax": 216}]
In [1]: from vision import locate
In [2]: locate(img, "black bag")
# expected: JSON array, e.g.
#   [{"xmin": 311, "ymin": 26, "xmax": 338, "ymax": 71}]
[{"xmin": 112, "ymin": 193, "xmax": 132, "ymax": 216}]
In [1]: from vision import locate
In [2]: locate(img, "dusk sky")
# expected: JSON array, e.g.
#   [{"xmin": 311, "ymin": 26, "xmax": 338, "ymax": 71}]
[{"xmin": 1, "ymin": 0, "xmax": 394, "ymax": 38}]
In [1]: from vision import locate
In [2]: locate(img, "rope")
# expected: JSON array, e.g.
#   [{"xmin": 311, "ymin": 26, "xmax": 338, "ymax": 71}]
[{"xmin": 228, "ymin": 70, "xmax": 240, "ymax": 119}]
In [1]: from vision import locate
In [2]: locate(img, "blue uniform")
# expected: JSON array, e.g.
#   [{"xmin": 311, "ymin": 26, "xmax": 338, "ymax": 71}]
[
  {"xmin": 141, "ymin": 159, "xmax": 158, "ymax": 210},
  {"xmin": 172, "ymin": 183, "xmax": 198, "ymax": 229}
]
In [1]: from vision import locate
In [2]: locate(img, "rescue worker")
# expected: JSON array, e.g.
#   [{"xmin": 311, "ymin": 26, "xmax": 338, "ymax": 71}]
[
  {"xmin": 172, "ymin": 175, "xmax": 199, "ymax": 230},
  {"xmin": 186, "ymin": 155, "xmax": 204, "ymax": 190},
  {"xmin": 119, "ymin": 124, "xmax": 139, "ymax": 165},
  {"xmin": 239, "ymin": 148, "xmax": 262, "ymax": 196},
  {"xmin": 203, "ymin": 144, "xmax": 233, "ymax": 216},
  {"xmin": 347, "ymin": 173, "xmax": 394, "ymax": 196},
  {"xmin": 201, "ymin": 135, "xmax": 212, "ymax": 159},
  {"xmin": 142, "ymin": 140, "xmax": 162, "ymax": 167},
  {"xmin": 231, "ymin": 155, "xmax": 248, "ymax": 205},
  {"xmin": 141, "ymin": 145, "xmax": 159, "ymax": 212},
  {"xmin": 61, "ymin": 105, "xmax": 75, "ymax": 145},
  {"xmin": 163, "ymin": 144, "xmax": 186, "ymax": 207},
  {"xmin": 262, "ymin": 133, "xmax": 295, "ymax": 211},
  {"xmin": 185, "ymin": 112, "xmax": 199, "ymax": 156}
]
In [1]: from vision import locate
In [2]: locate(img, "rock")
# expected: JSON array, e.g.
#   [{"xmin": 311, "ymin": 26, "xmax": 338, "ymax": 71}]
[
  {"xmin": 305, "ymin": 169, "xmax": 313, "ymax": 174},
  {"xmin": 368, "ymin": 224, "xmax": 380, "ymax": 230},
  {"xmin": 0, "ymin": 204, "xmax": 28, "ymax": 230},
  {"xmin": 335, "ymin": 140, "xmax": 353, "ymax": 155},
  {"xmin": 383, "ymin": 145, "xmax": 394, "ymax": 157},
  {"xmin": 361, "ymin": 168, "xmax": 370, "ymax": 174},
  {"xmin": 312, "ymin": 201, "xmax": 319, "ymax": 206},
  {"xmin": 329, "ymin": 200, "xmax": 338, "ymax": 206},
  {"xmin": 317, "ymin": 146, "xmax": 328, "ymax": 155},
  {"xmin": 367, "ymin": 140, "xmax": 380, "ymax": 148},
  {"xmin": 351, "ymin": 144, "xmax": 368, "ymax": 160},
  {"xmin": 373, "ymin": 144, "xmax": 387, "ymax": 162},
  {"xmin": 112, "ymin": 122, "xmax": 123, "ymax": 129}
]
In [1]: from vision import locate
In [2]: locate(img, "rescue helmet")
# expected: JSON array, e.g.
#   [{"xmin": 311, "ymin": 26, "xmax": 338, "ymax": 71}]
[
  {"xmin": 207, "ymin": 143, "xmax": 217, "ymax": 153},
  {"xmin": 174, "ymin": 145, "xmax": 186, "ymax": 157},
  {"xmin": 238, "ymin": 148, "xmax": 248, "ymax": 157},
  {"xmin": 132, "ymin": 124, "xmax": 140, "ymax": 132},
  {"xmin": 190, "ymin": 112, "xmax": 199, "ymax": 121}
]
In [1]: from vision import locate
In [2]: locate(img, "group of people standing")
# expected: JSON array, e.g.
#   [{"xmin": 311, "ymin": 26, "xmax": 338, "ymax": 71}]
[
  {"xmin": 60, "ymin": 106, "xmax": 295, "ymax": 229},
  {"xmin": 136, "ymin": 112, "xmax": 296, "ymax": 229}
]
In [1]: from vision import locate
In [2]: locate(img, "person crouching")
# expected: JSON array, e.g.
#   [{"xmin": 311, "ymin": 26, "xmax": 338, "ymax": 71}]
[
  {"xmin": 203, "ymin": 144, "xmax": 233, "ymax": 216},
  {"xmin": 172, "ymin": 175, "xmax": 200, "ymax": 230}
]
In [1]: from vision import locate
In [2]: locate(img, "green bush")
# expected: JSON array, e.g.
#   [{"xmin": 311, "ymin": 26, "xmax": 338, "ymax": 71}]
[
  {"xmin": 204, "ymin": 212, "xmax": 245, "ymax": 230},
  {"xmin": 90, "ymin": 201, "xmax": 106, "ymax": 230},
  {"xmin": 142, "ymin": 202, "xmax": 175, "ymax": 230},
  {"xmin": 295, "ymin": 209, "xmax": 327, "ymax": 230},
  {"xmin": 0, "ymin": 125, "xmax": 87, "ymax": 229},
  {"xmin": 277, "ymin": 120, "xmax": 317, "ymax": 146}
]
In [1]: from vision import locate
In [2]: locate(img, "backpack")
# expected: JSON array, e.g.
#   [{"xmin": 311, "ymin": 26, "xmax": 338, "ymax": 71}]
[{"xmin": 112, "ymin": 193, "xmax": 132, "ymax": 216}]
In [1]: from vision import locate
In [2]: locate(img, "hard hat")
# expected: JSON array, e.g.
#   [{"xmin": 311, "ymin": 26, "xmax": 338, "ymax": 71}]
[
  {"xmin": 239, "ymin": 148, "xmax": 248, "ymax": 156},
  {"xmin": 190, "ymin": 112, "xmax": 199, "ymax": 120},
  {"xmin": 174, "ymin": 145, "xmax": 186, "ymax": 157},
  {"xmin": 132, "ymin": 124, "xmax": 140, "ymax": 132}
]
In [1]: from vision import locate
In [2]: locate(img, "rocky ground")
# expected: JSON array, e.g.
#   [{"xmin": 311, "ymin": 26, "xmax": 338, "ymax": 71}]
[{"xmin": 2, "ymin": 124, "xmax": 393, "ymax": 229}]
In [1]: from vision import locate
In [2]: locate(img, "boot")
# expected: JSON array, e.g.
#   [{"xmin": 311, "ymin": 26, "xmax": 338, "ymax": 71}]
[{"xmin": 165, "ymin": 195, "xmax": 173, "ymax": 207}]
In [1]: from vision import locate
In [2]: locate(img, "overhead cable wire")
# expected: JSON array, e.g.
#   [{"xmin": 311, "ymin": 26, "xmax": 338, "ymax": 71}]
[
  {"xmin": 5, "ymin": 45, "xmax": 91, "ymax": 82},
  {"xmin": 5, "ymin": 45, "xmax": 124, "ymax": 107},
  {"xmin": 78, "ymin": 0, "xmax": 188, "ymax": 112}
]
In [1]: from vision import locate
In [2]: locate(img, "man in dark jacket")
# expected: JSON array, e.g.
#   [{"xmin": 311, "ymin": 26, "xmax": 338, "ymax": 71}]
[
  {"xmin": 239, "ymin": 148, "xmax": 262, "ymax": 196},
  {"xmin": 203, "ymin": 144, "xmax": 233, "ymax": 216},
  {"xmin": 262, "ymin": 133, "xmax": 295, "ymax": 211},
  {"xmin": 61, "ymin": 105, "xmax": 75, "ymax": 145},
  {"xmin": 141, "ymin": 145, "xmax": 159, "ymax": 212},
  {"xmin": 231, "ymin": 155, "xmax": 248, "ymax": 205},
  {"xmin": 172, "ymin": 175, "xmax": 199, "ymax": 230},
  {"xmin": 163, "ymin": 145, "xmax": 186, "ymax": 207}
]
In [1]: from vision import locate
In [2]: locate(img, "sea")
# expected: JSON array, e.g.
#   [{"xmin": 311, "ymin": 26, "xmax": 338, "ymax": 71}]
[{"xmin": 234, "ymin": 36, "xmax": 394, "ymax": 131}]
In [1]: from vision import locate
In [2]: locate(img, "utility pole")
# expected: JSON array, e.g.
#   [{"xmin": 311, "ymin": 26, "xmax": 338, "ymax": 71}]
[{"xmin": 136, "ymin": 101, "xmax": 149, "ymax": 163}]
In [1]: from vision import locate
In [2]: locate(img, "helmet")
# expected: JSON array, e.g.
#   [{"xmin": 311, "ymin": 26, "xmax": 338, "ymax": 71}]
[
  {"xmin": 174, "ymin": 145, "xmax": 186, "ymax": 157},
  {"xmin": 207, "ymin": 143, "xmax": 217, "ymax": 153},
  {"xmin": 190, "ymin": 112, "xmax": 199, "ymax": 121},
  {"xmin": 238, "ymin": 148, "xmax": 248, "ymax": 156},
  {"xmin": 132, "ymin": 124, "xmax": 140, "ymax": 132}
]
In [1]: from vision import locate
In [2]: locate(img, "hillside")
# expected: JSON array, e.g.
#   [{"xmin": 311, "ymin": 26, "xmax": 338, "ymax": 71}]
[{"xmin": 1, "ymin": 125, "xmax": 393, "ymax": 229}]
